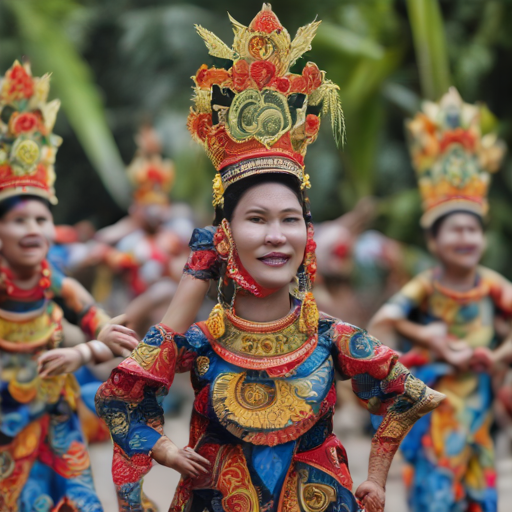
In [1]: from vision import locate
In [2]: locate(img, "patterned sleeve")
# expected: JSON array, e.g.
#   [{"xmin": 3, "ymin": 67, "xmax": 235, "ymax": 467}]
[
  {"xmin": 384, "ymin": 271, "xmax": 431, "ymax": 319},
  {"xmin": 95, "ymin": 323, "xmax": 199, "ymax": 510},
  {"xmin": 483, "ymin": 266, "xmax": 512, "ymax": 316},
  {"xmin": 47, "ymin": 258, "xmax": 111, "ymax": 339},
  {"xmin": 183, "ymin": 226, "xmax": 220, "ymax": 281},
  {"xmin": 330, "ymin": 321, "xmax": 442, "ymax": 475}
]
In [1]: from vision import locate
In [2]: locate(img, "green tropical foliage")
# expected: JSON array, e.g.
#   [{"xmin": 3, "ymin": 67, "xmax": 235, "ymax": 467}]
[{"xmin": 1, "ymin": 0, "xmax": 512, "ymax": 274}]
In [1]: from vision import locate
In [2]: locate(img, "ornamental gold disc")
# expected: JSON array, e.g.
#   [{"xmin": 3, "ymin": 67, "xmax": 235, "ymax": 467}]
[{"xmin": 212, "ymin": 372, "xmax": 312, "ymax": 431}]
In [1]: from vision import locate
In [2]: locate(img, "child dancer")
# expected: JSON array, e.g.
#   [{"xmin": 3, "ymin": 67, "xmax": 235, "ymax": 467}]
[
  {"xmin": 369, "ymin": 88, "xmax": 508, "ymax": 512},
  {"xmin": 0, "ymin": 60, "xmax": 137, "ymax": 512}
]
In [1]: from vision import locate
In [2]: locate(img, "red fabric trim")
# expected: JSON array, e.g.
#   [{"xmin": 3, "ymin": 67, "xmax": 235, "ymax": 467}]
[{"xmin": 294, "ymin": 433, "xmax": 353, "ymax": 490}]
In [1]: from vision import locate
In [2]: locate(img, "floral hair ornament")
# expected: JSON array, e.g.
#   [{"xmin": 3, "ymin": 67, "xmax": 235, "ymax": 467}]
[
  {"xmin": 187, "ymin": 3, "xmax": 345, "ymax": 208},
  {"xmin": 126, "ymin": 124, "xmax": 175, "ymax": 205},
  {"xmin": 407, "ymin": 87, "xmax": 506, "ymax": 228},
  {"xmin": 0, "ymin": 60, "xmax": 62, "ymax": 204}
]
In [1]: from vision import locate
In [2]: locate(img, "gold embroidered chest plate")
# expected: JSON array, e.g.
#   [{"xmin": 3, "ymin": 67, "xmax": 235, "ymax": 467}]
[{"xmin": 217, "ymin": 309, "xmax": 307, "ymax": 358}]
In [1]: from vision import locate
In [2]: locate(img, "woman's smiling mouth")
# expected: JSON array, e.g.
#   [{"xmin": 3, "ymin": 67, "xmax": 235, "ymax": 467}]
[{"xmin": 258, "ymin": 252, "xmax": 291, "ymax": 267}]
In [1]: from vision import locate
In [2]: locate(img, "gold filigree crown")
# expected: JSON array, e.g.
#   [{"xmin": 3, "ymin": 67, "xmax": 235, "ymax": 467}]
[
  {"xmin": 407, "ymin": 87, "xmax": 506, "ymax": 228},
  {"xmin": 187, "ymin": 4, "xmax": 344, "ymax": 207}
]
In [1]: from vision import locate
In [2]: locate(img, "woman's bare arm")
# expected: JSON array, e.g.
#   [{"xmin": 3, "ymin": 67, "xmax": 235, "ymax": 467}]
[{"xmin": 160, "ymin": 274, "xmax": 210, "ymax": 333}]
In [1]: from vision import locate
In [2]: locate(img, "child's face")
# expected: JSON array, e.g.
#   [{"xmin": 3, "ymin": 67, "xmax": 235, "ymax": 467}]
[
  {"xmin": 0, "ymin": 199, "xmax": 55, "ymax": 269},
  {"xmin": 429, "ymin": 213, "xmax": 485, "ymax": 272}
]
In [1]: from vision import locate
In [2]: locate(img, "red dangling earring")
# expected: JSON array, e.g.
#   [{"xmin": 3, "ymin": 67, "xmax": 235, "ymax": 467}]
[
  {"xmin": 303, "ymin": 222, "xmax": 317, "ymax": 285},
  {"xmin": 214, "ymin": 219, "xmax": 280, "ymax": 299}
]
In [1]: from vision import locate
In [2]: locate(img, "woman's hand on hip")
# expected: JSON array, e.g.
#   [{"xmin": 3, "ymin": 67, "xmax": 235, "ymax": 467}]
[{"xmin": 151, "ymin": 436, "xmax": 210, "ymax": 479}]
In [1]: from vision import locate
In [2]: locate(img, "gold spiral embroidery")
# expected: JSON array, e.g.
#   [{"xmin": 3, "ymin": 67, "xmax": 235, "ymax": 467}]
[
  {"xmin": 298, "ymin": 470, "xmax": 336, "ymax": 512},
  {"xmin": 212, "ymin": 372, "xmax": 312, "ymax": 431},
  {"xmin": 227, "ymin": 89, "xmax": 292, "ymax": 147}
]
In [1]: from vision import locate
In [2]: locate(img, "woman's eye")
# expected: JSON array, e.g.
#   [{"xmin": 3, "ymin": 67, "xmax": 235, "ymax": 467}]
[
  {"xmin": 283, "ymin": 217, "xmax": 300, "ymax": 223},
  {"xmin": 14, "ymin": 218, "xmax": 25, "ymax": 224},
  {"xmin": 36, "ymin": 217, "xmax": 48, "ymax": 223},
  {"xmin": 248, "ymin": 217, "xmax": 263, "ymax": 223}
]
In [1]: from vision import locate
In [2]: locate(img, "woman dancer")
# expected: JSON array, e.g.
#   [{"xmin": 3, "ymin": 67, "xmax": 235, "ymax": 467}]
[{"xmin": 97, "ymin": 6, "xmax": 444, "ymax": 512}]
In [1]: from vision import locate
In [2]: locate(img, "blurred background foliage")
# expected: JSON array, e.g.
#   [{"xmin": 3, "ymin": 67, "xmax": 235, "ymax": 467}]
[{"xmin": 1, "ymin": 0, "xmax": 512, "ymax": 274}]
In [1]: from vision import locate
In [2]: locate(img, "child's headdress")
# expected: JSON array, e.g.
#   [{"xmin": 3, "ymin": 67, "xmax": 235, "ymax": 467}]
[
  {"xmin": 0, "ymin": 60, "xmax": 62, "ymax": 204},
  {"xmin": 407, "ymin": 87, "xmax": 506, "ymax": 228}
]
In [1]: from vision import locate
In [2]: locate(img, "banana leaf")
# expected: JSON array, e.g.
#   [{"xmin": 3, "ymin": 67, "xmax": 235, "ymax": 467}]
[
  {"xmin": 315, "ymin": 21, "xmax": 385, "ymax": 60},
  {"xmin": 406, "ymin": 0, "xmax": 451, "ymax": 100},
  {"xmin": 5, "ymin": 0, "xmax": 131, "ymax": 208}
]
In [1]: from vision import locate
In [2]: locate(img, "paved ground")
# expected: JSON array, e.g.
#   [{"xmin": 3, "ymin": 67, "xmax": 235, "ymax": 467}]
[{"xmin": 90, "ymin": 375, "xmax": 512, "ymax": 511}]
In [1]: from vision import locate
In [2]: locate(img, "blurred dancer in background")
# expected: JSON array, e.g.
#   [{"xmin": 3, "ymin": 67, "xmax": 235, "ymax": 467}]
[
  {"xmin": 314, "ymin": 197, "xmax": 430, "ymax": 327},
  {"xmin": 369, "ymin": 88, "xmax": 509, "ymax": 512},
  {"xmin": 87, "ymin": 124, "xmax": 187, "ymax": 317}
]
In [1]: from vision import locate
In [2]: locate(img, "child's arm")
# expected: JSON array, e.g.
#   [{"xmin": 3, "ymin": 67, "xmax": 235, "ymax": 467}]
[
  {"xmin": 60, "ymin": 276, "xmax": 139, "ymax": 355},
  {"xmin": 38, "ymin": 270, "xmax": 140, "ymax": 377},
  {"xmin": 369, "ymin": 279, "xmax": 473, "ymax": 370},
  {"xmin": 38, "ymin": 339, "xmax": 115, "ymax": 378}
]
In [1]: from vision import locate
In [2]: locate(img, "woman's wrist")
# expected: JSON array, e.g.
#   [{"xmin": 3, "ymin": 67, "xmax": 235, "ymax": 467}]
[
  {"xmin": 367, "ymin": 473, "xmax": 386, "ymax": 490},
  {"xmin": 151, "ymin": 435, "xmax": 176, "ymax": 465},
  {"xmin": 367, "ymin": 437, "xmax": 396, "ymax": 490}
]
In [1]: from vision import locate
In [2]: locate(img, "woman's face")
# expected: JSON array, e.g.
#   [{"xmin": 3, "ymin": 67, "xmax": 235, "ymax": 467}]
[
  {"xmin": 0, "ymin": 199, "xmax": 55, "ymax": 269},
  {"xmin": 230, "ymin": 182, "xmax": 307, "ymax": 291}
]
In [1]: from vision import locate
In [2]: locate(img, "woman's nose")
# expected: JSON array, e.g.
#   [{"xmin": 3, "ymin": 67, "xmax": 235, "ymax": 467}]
[{"xmin": 264, "ymin": 224, "xmax": 286, "ymax": 246}]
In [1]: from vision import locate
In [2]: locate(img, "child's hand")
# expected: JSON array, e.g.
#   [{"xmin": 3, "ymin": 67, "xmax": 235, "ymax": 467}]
[
  {"xmin": 38, "ymin": 348, "xmax": 83, "ymax": 378},
  {"xmin": 470, "ymin": 347, "xmax": 496, "ymax": 373},
  {"xmin": 97, "ymin": 323, "xmax": 140, "ymax": 357},
  {"xmin": 432, "ymin": 337, "xmax": 473, "ymax": 371}
]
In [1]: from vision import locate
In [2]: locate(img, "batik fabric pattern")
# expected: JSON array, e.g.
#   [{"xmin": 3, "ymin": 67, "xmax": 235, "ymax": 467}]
[
  {"xmin": 386, "ymin": 266, "xmax": 512, "ymax": 512},
  {"xmin": 0, "ymin": 261, "xmax": 104, "ymax": 512},
  {"xmin": 97, "ymin": 299, "xmax": 438, "ymax": 512}
]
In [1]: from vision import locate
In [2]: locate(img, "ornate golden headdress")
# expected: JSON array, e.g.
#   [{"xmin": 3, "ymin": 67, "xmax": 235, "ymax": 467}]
[
  {"xmin": 126, "ymin": 125, "xmax": 175, "ymax": 205},
  {"xmin": 0, "ymin": 60, "xmax": 62, "ymax": 204},
  {"xmin": 187, "ymin": 3, "xmax": 344, "ymax": 208},
  {"xmin": 407, "ymin": 87, "xmax": 506, "ymax": 228}
]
